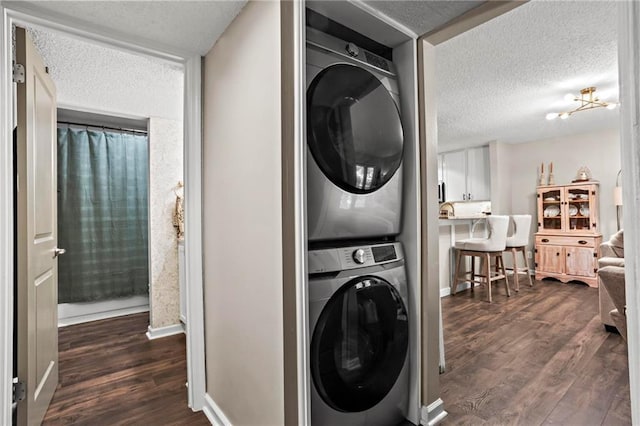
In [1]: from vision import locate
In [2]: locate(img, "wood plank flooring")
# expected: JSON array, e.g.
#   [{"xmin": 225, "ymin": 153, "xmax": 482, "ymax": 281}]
[
  {"xmin": 439, "ymin": 279, "xmax": 631, "ymax": 426},
  {"xmin": 43, "ymin": 313, "xmax": 209, "ymax": 426}
]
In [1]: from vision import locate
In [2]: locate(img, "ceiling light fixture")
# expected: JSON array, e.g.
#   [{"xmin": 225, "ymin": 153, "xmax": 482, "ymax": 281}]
[{"xmin": 546, "ymin": 86, "xmax": 618, "ymax": 120}]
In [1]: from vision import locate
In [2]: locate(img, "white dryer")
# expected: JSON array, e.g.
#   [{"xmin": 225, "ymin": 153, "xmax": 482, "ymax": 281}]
[
  {"xmin": 308, "ymin": 242, "xmax": 409, "ymax": 426},
  {"xmin": 306, "ymin": 27, "xmax": 404, "ymax": 242}
]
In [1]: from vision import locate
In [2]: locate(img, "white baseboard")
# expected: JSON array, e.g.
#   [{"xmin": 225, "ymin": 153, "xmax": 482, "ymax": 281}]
[
  {"xmin": 440, "ymin": 270, "xmax": 535, "ymax": 298},
  {"xmin": 421, "ymin": 398, "xmax": 448, "ymax": 426},
  {"xmin": 440, "ymin": 282, "xmax": 473, "ymax": 298},
  {"xmin": 146, "ymin": 323, "xmax": 185, "ymax": 340},
  {"xmin": 203, "ymin": 393, "xmax": 232, "ymax": 426},
  {"xmin": 58, "ymin": 295, "xmax": 149, "ymax": 327}
]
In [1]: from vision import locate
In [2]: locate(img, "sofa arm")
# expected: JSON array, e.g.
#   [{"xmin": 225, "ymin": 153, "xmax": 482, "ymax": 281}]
[
  {"xmin": 599, "ymin": 257, "xmax": 625, "ymax": 268},
  {"xmin": 599, "ymin": 242, "xmax": 619, "ymax": 259},
  {"xmin": 598, "ymin": 266, "xmax": 626, "ymax": 315}
]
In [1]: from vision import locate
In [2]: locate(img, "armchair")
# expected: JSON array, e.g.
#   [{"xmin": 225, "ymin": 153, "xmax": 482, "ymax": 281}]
[{"xmin": 598, "ymin": 230, "xmax": 625, "ymax": 333}]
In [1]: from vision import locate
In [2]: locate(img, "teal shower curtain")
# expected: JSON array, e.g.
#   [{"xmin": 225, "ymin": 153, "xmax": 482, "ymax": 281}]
[{"xmin": 57, "ymin": 127, "xmax": 149, "ymax": 303}]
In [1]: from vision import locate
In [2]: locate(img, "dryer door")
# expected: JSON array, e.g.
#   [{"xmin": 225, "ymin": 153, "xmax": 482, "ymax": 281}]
[
  {"xmin": 307, "ymin": 64, "xmax": 404, "ymax": 194},
  {"xmin": 311, "ymin": 275, "xmax": 408, "ymax": 413}
]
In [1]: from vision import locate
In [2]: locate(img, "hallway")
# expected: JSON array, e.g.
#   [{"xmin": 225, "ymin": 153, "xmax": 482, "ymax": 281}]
[{"xmin": 43, "ymin": 313, "xmax": 209, "ymax": 425}]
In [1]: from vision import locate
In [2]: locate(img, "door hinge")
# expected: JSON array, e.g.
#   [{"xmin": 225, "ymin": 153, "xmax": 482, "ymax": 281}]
[
  {"xmin": 13, "ymin": 379, "xmax": 25, "ymax": 403},
  {"xmin": 13, "ymin": 63, "xmax": 25, "ymax": 84}
]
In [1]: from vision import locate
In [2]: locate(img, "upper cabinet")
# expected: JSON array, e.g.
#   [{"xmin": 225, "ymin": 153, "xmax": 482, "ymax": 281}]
[
  {"xmin": 440, "ymin": 146, "xmax": 490, "ymax": 202},
  {"xmin": 537, "ymin": 182, "xmax": 600, "ymax": 234}
]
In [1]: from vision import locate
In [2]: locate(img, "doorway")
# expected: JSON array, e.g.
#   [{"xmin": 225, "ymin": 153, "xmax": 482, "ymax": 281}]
[
  {"xmin": 11, "ymin": 24, "xmax": 191, "ymax": 424},
  {"xmin": 433, "ymin": 1, "xmax": 629, "ymax": 423}
]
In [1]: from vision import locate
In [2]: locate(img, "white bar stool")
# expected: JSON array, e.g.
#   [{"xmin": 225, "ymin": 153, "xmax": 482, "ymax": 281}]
[
  {"xmin": 452, "ymin": 215, "xmax": 510, "ymax": 303},
  {"xmin": 505, "ymin": 214, "xmax": 533, "ymax": 291}
]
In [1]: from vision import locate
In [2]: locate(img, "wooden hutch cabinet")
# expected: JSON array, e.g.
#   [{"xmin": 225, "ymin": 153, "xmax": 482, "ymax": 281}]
[{"xmin": 534, "ymin": 182, "xmax": 602, "ymax": 287}]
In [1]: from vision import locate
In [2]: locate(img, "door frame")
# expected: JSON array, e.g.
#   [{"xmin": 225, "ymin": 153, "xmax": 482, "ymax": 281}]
[{"xmin": 0, "ymin": 5, "xmax": 207, "ymax": 424}]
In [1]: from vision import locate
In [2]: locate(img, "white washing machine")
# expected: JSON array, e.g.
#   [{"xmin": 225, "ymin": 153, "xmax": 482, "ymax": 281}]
[
  {"xmin": 308, "ymin": 242, "xmax": 409, "ymax": 426},
  {"xmin": 306, "ymin": 27, "xmax": 404, "ymax": 242}
]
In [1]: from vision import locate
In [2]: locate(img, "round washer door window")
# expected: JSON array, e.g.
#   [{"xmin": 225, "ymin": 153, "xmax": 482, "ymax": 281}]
[
  {"xmin": 307, "ymin": 64, "xmax": 404, "ymax": 194},
  {"xmin": 311, "ymin": 276, "xmax": 408, "ymax": 412}
]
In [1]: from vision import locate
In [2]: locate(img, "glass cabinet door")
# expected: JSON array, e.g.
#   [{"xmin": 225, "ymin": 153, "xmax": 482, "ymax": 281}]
[
  {"xmin": 565, "ymin": 186, "xmax": 593, "ymax": 232},
  {"xmin": 539, "ymin": 188, "xmax": 563, "ymax": 231}
]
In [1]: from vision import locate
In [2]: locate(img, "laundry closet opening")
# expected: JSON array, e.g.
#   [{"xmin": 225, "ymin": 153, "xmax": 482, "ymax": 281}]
[{"xmin": 56, "ymin": 108, "xmax": 151, "ymax": 326}]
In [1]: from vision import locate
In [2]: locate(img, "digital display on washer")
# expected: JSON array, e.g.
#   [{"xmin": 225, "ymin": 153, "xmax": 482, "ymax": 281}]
[{"xmin": 372, "ymin": 245, "xmax": 397, "ymax": 263}]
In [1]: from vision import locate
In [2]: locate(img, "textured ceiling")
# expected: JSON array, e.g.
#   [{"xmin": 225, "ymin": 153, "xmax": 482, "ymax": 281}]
[
  {"xmin": 436, "ymin": 1, "xmax": 619, "ymax": 149},
  {"xmin": 6, "ymin": 0, "xmax": 247, "ymax": 56},
  {"xmin": 363, "ymin": 0, "xmax": 484, "ymax": 35},
  {"xmin": 28, "ymin": 27, "xmax": 184, "ymax": 121}
]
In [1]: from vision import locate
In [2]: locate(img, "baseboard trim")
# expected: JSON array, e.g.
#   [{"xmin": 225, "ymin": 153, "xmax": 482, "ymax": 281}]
[
  {"xmin": 145, "ymin": 323, "xmax": 185, "ymax": 340},
  {"xmin": 203, "ymin": 393, "xmax": 232, "ymax": 426},
  {"xmin": 58, "ymin": 304, "xmax": 149, "ymax": 327},
  {"xmin": 421, "ymin": 398, "xmax": 448, "ymax": 426},
  {"xmin": 440, "ymin": 282, "xmax": 474, "ymax": 298},
  {"xmin": 440, "ymin": 271, "xmax": 535, "ymax": 298}
]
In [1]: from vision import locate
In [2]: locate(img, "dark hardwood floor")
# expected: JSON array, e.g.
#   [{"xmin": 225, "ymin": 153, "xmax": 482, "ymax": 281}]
[
  {"xmin": 43, "ymin": 313, "xmax": 209, "ymax": 426},
  {"xmin": 439, "ymin": 279, "xmax": 631, "ymax": 426}
]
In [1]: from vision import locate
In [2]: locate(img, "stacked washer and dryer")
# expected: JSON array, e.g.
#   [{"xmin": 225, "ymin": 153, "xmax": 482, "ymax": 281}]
[{"xmin": 306, "ymin": 25, "xmax": 411, "ymax": 426}]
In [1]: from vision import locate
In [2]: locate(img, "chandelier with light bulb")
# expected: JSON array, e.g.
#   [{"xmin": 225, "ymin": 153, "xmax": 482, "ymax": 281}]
[{"xmin": 546, "ymin": 86, "xmax": 618, "ymax": 120}]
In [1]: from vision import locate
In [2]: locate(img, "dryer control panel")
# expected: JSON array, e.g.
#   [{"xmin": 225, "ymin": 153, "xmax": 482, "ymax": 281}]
[{"xmin": 308, "ymin": 242, "xmax": 403, "ymax": 274}]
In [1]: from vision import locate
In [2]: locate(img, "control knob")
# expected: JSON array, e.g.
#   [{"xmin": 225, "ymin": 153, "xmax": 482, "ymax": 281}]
[
  {"xmin": 345, "ymin": 42, "xmax": 359, "ymax": 57},
  {"xmin": 352, "ymin": 248, "xmax": 366, "ymax": 264}
]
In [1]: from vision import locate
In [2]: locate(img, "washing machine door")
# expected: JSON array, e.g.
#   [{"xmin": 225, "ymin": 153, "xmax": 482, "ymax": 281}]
[
  {"xmin": 311, "ymin": 275, "xmax": 408, "ymax": 413},
  {"xmin": 307, "ymin": 64, "xmax": 404, "ymax": 194}
]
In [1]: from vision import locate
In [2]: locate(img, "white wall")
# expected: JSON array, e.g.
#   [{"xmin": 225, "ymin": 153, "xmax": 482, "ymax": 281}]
[
  {"xmin": 505, "ymin": 127, "xmax": 621, "ymax": 252},
  {"xmin": 28, "ymin": 28, "xmax": 184, "ymax": 121},
  {"xmin": 440, "ymin": 127, "xmax": 620, "ymax": 292},
  {"xmin": 27, "ymin": 27, "xmax": 184, "ymax": 326},
  {"xmin": 202, "ymin": 1, "xmax": 285, "ymax": 424},
  {"xmin": 148, "ymin": 117, "xmax": 183, "ymax": 329}
]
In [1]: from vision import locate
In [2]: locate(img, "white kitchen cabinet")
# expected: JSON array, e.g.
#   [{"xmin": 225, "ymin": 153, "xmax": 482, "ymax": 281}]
[
  {"xmin": 441, "ymin": 146, "xmax": 490, "ymax": 202},
  {"xmin": 442, "ymin": 150, "xmax": 466, "ymax": 202},
  {"xmin": 466, "ymin": 146, "xmax": 491, "ymax": 201}
]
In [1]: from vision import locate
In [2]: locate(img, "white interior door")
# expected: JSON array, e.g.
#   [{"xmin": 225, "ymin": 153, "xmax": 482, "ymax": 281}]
[{"xmin": 15, "ymin": 26, "xmax": 59, "ymax": 426}]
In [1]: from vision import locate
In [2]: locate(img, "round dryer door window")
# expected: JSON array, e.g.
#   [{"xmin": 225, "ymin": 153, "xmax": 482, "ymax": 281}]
[
  {"xmin": 307, "ymin": 64, "xmax": 404, "ymax": 194},
  {"xmin": 311, "ymin": 276, "xmax": 408, "ymax": 412}
]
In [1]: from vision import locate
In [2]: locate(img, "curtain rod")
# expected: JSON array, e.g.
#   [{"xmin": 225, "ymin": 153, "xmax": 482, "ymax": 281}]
[{"xmin": 58, "ymin": 120, "xmax": 148, "ymax": 135}]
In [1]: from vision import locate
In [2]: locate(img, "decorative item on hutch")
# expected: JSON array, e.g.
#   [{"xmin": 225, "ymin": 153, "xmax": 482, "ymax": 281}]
[
  {"xmin": 535, "ymin": 180, "xmax": 601, "ymax": 287},
  {"xmin": 573, "ymin": 166, "xmax": 592, "ymax": 182},
  {"xmin": 547, "ymin": 162, "xmax": 555, "ymax": 185},
  {"xmin": 538, "ymin": 162, "xmax": 546, "ymax": 186}
]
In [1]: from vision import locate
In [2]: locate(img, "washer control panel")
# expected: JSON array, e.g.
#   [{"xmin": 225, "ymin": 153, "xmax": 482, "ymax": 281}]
[{"xmin": 308, "ymin": 242, "xmax": 403, "ymax": 274}]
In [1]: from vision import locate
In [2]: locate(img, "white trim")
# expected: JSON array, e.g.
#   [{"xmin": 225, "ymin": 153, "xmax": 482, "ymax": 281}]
[
  {"xmin": 4, "ymin": 2, "xmax": 190, "ymax": 63},
  {"xmin": 145, "ymin": 324, "xmax": 184, "ymax": 340},
  {"xmin": 421, "ymin": 398, "xmax": 448, "ymax": 426},
  {"xmin": 56, "ymin": 102, "xmax": 150, "ymax": 122},
  {"xmin": 0, "ymin": 6, "xmax": 14, "ymax": 426},
  {"xmin": 618, "ymin": 3, "xmax": 640, "ymax": 423},
  {"xmin": 202, "ymin": 393, "xmax": 232, "ymax": 426},
  {"xmin": 347, "ymin": 0, "xmax": 418, "ymax": 39},
  {"xmin": 183, "ymin": 55, "xmax": 206, "ymax": 411},
  {"xmin": 58, "ymin": 298, "xmax": 149, "ymax": 327},
  {"xmin": 292, "ymin": 3, "xmax": 310, "ymax": 424},
  {"xmin": 0, "ymin": 6, "xmax": 206, "ymax": 422},
  {"xmin": 440, "ymin": 287, "xmax": 451, "ymax": 298}
]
